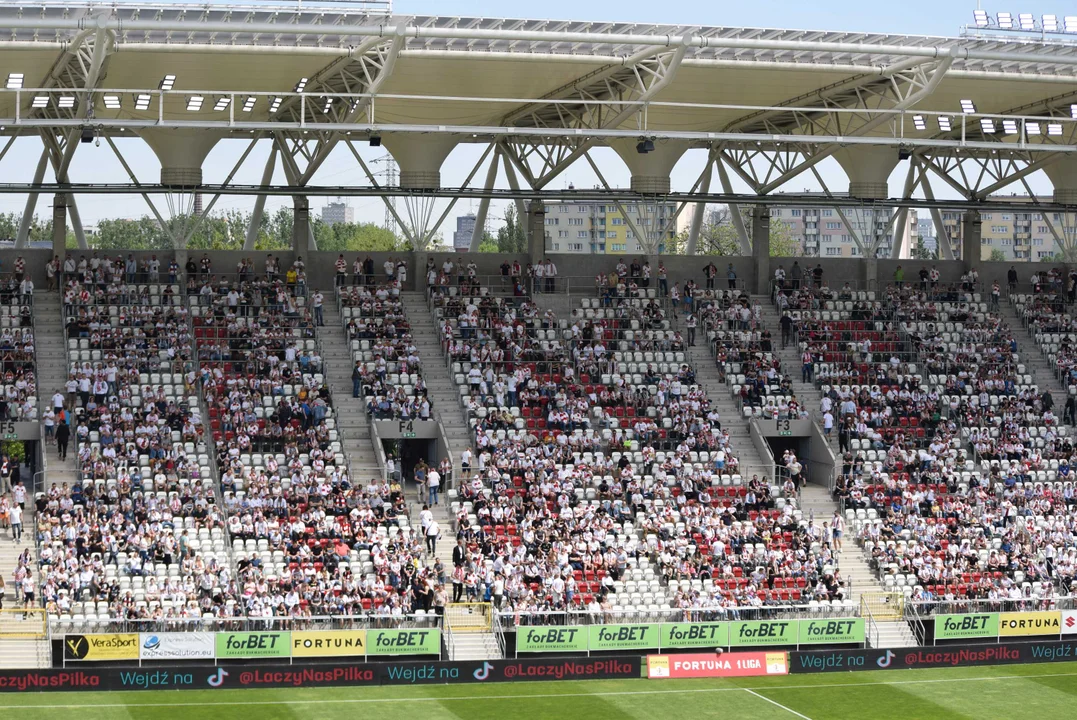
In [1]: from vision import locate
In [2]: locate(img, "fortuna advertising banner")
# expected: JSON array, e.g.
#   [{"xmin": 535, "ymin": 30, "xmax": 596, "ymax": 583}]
[{"xmin": 647, "ymin": 652, "xmax": 789, "ymax": 679}]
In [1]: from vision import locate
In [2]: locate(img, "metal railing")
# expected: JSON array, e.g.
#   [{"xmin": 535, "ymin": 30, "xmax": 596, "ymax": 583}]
[
  {"xmin": 49, "ymin": 612, "xmax": 443, "ymax": 635},
  {"xmin": 497, "ymin": 604, "xmax": 860, "ymax": 629},
  {"xmin": 865, "ymin": 606, "xmax": 881, "ymax": 648}
]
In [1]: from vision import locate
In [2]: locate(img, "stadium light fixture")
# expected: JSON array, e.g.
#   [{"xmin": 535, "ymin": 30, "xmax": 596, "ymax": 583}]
[
  {"xmin": 1027, "ymin": 121, "xmax": 1042, "ymax": 135},
  {"xmin": 1002, "ymin": 119, "xmax": 1018, "ymax": 135},
  {"xmin": 1066, "ymin": 16, "xmax": 1077, "ymax": 32},
  {"xmin": 159, "ymin": 74, "xmax": 176, "ymax": 91},
  {"xmin": 1019, "ymin": 13, "xmax": 1035, "ymax": 30},
  {"xmin": 5, "ymin": 73, "xmax": 23, "ymax": 89},
  {"xmin": 269, "ymin": 97, "xmax": 282, "ymax": 113},
  {"xmin": 1070, "ymin": 104, "xmax": 1077, "ymax": 119},
  {"xmin": 186, "ymin": 95, "xmax": 204, "ymax": 111},
  {"xmin": 134, "ymin": 93, "xmax": 151, "ymax": 110},
  {"xmin": 58, "ymin": 96, "xmax": 75, "ymax": 109},
  {"xmin": 1043, "ymin": 15, "xmax": 1058, "ymax": 32},
  {"xmin": 294, "ymin": 77, "xmax": 308, "ymax": 92},
  {"xmin": 973, "ymin": 9, "xmax": 989, "ymax": 27},
  {"xmin": 1048, "ymin": 123, "xmax": 1064, "ymax": 136},
  {"xmin": 242, "ymin": 96, "xmax": 256, "ymax": 112},
  {"xmin": 960, "ymin": 99, "xmax": 976, "ymax": 114},
  {"xmin": 997, "ymin": 12, "xmax": 1014, "ymax": 29},
  {"xmin": 938, "ymin": 116, "xmax": 953, "ymax": 132},
  {"xmin": 980, "ymin": 118, "xmax": 996, "ymax": 133},
  {"xmin": 912, "ymin": 115, "xmax": 926, "ymax": 130},
  {"xmin": 321, "ymin": 97, "xmax": 333, "ymax": 114},
  {"xmin": 31, "ymin": 95, "xmax": 48, "ymax": 108},
  {"xmin": 102, "ymin": 94, "xmax": 121, "ymax": 110},
  {"xmin": 213, "ymin": 97, "xmax": 230, "ymax": 112}
]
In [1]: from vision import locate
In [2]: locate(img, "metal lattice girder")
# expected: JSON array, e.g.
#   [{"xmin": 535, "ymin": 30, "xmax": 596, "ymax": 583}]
[
  {"xmin": 500, "ymin": 40, "xmax": 689, "ymax": 189},
  {"xmin": 274, "ymin": 31, "xmax": 405, "ymax": 186},
  {"xmin": 717, "ymin": 57, "xmax": 952, "ymax": 194}
]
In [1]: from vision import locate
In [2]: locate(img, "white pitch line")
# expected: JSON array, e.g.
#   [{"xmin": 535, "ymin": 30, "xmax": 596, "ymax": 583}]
[
  {"xmin": 5, "ymin": 671, "xmax": 1077, "ymax": 710},
  {"xmin": 744, "ymin": 689, "xmax": 814, "ymax": 720}
]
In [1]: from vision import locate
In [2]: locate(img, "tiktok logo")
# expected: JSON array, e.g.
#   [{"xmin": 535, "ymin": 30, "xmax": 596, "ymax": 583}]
[
  {"xmin": 473, "ymin": 662, "xmax": 493, "ymax": 681},
  {"xmin": 207, "ymin": 669, "xmax": 229, "ymax": 687},
  {"xmin": 877, "ymin": 650, "xmax": 895, "ymax": 668}
]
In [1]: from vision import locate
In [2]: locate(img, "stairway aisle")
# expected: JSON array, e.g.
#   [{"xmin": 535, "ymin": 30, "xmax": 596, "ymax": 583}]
[
  {"xmin": 755, "ymin": 295, "xmax": 831, "ymax": 443},
  {"xmin": 315, "ymin": 301, "xmax": 384, "ymax": 483},
  {"xmin": 999, "ymin": 301, "xmax": 1064, "ymax": 394},
  {"xmin": 33, "ymin": 291, "xmax": 78, "ymax": 489}
]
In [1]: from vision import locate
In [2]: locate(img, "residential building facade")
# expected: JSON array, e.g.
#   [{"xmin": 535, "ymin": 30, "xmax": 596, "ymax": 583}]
[
  {"xmin": 320, "ymin": 201, "xmax": 354, "ymax": 226},
  {"xmin": 542, "ymin": 199, "xmax": 678, "ymax": 254},
  {"xmin": 452, "ymin": 213, "xmax": 477, "ymax": 252}
]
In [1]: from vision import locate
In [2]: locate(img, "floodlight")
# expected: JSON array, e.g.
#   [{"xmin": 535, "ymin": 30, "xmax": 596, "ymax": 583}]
[
  {"xmin": 980, "ymin": 118, "xmax": 996, "ymax": 133},
  {"xmin": 938, "ymin": 116, "xmax": 953, "ymax": 131},
  {"xmin": 294, "ymin": 77, "xmax": 308, "ymax": 92},
  {"xmin": 1019, "ymin": 13, "xmax": 1035, "ymax": 30},
  {"xmin": 186, "ymin": 95, "xmax": 204, "ymax": 111},
  {"xmin": 321, "ymin": 97, "xmax": 333, "ymax": 114},
  {"xmin": 960, "ymin": 99, "xmax": 976, "ymax": 114},
  {"xmin": 1071, "ymin": 104, "xmax": 1077, "ymax": 119},
  {"xmin": 213, "ymin": 97, "xmax": 230, "ymax": 111},
  {"xmin": 5, "ymin": 73, "xmax": 23, "ymax": 89},
  {"xmin": 134, "ymin": 93, "xmax": 151, "ymax": 110},
  {"xmin": 1027, "ymin": 122, "xmax": 1041, "ymax": 136},
  {"xmin": 1048, "ymin": 123, "xmax": 1064, "ymax": 136},
  {"xmin": 1043, "ymin": 15, "xmax": 1058, "ymax": 32},
  {"xmin": 103, "ymin": 94, "xmax": 121, "ymax": 109},
  {"xmin": 31, "ymin": 95, "xmax": 48, "ymax": 108},
  {"xmin": 1002, "ymin": 119, "xmax": 1018, "ymax": 135},
  {"xmin": 973, "ymin": 9, "xmax": 989, "ymax": 27},
  {"xmin": 997, "ymin": 12, "xmax": 1013, "ymax": 29},
  {"xmin": 269, "ymin": 97, "xmax": 282, "ymax": 113},
  {"xmin": 1066, "ymin": 16, "xmax": 1077, "ymax": 32},
  {"xmin": 242, "ymin": 96, "xmax": 256, "ymax": 112},
  {"xmin": 159, "ymin": 74, "xmax": 176, "ymax": 91},
  {"xmin": 912, "ymin": 115, "xmax": 926, "ymax": 130},
  {"xmin": 58, "ymin": 96, "xmax": 75, "ymax": 109}
]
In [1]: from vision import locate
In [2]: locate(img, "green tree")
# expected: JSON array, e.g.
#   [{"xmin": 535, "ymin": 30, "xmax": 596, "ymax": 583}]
[
  {"xmin": 910, "ymin": 237, "xmax": 935, "ymax": 260},
  {"xmin": 496, "ymin": 205, "xmax": 526, "ymax": 253},
  {"xmin": 670, "ymin": 205, "xmax": 801, "ymax": 257},
  {"xmin": 989, "ymin": 248, "xmax": 1007, "ymax": 262}
]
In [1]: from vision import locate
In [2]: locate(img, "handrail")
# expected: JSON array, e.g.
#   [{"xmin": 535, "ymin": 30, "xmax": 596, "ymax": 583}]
[
  {"xmin": 443, "ymin": 619, "xmax": 455, "ymax": 661},
  {"xmin": 865, "ymin": 605, "xmax": 881, "ymax": 648},
  {"xmin": 497, "ymin": 604, "xmax": 861, "ymax": 626}
]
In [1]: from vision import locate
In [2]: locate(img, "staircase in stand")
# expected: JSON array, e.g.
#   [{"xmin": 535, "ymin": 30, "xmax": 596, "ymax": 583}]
[
  {"xmin": 999, "ymin": 301, "xmax": 1064, "ymax": 394},
  {"xmin": 316, "ymin": 300, "xmax": 384, "ymax": 483}
]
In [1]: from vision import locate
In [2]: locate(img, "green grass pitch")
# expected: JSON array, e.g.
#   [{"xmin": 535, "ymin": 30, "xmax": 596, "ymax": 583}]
[{"xmin": 8, "ymin": 661, "xmax": 1077, "ymax": 719}]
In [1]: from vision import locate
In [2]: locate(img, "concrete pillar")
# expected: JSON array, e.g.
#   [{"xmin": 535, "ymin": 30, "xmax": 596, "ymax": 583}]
[
  {"xmin": 293, "ymin": 196, "xmax": 310, "ymax": 254},
  {"xmin": 610, "ymin": 139, "xmax": 688, "ymax": 194},
  {"xmin": 962, "ymin": 210, "xmax": 982, "ymax": 267},
  {"xmin": 751, "ymin": 206, "xmax": 770, "ymax": 294},
  {"xmin": 863, "ymin": 258, "xmax": 878, "ymax": 291},
  {"xmin": 381, "ymin": 135, "xmax": 458, "ymax": 189},
  {"xmin": 527, "ymin": 200, "xmax": 546, "ymax": 266},
  {"xmin": 1044, "ymin": 160, "xmax": 1077, "ymax": 205},
  {"xmin": 51, "ymin": 194, "xmax": 68, "ymax": 259},
  {"xmin": 141, "ymin": 129, "xmax": 223, "ymax": 187},
  {"xmin": 834, "ymin": 147, "xmax": 900, "ymax": 200}
]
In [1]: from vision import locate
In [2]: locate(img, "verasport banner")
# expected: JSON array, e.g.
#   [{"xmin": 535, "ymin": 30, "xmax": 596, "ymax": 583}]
[
  {"xmin": 139, "ymin": 633, "xmax": 215, "ymax": 660},
  {"xmin": 647, "ymin": 652, "xmax": 789, "ymax": 679}
]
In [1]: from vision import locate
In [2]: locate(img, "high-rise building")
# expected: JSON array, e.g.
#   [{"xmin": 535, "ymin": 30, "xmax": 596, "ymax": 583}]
[
  {"xmin": 321, "ymin": 200, "xmax": 354, "ymax": 226},
  {"xmin": 453, "ymin": 213, "xmax": 477, "ymax": 252},
  {"xmin": 542, "ymin": 199, "xmax": 678, "ymax": 254},
  {"xmin": 938, "ymin": 197, "xmax": 1070, "ymax": 261}
]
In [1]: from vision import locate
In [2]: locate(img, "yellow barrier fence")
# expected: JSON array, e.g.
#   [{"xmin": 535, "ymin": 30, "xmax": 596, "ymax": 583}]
[
  {"xmin": 860, "ymin": 592, "xmax": 905, "ymax": 621},
  {"xmin": 445, "ymin": 603, "xmax": 492, "ymax": 633},
  {"xmin": 0, "ymin": 608, "xmax": 47, "ymax": 639}
]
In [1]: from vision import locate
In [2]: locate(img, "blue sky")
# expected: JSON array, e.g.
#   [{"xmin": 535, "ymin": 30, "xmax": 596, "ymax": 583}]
[{"xmin": 0, "ymin": 1, "xmax": 1042, "ymax": 237}]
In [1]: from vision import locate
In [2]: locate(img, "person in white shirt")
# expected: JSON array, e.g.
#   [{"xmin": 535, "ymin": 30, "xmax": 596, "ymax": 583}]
[
  {"xmin": 427, "ymin": 468, "xmax": 441, "ymax": 506},
  {"xmin": 460, "ymin": 448, "xmax": 473, "ymax": 476},
  {"xmin": 312, "ymin": 291, "xmax": 324, "ymax": 326},
  {"xmin": 42, "ymin": 408, "xmax": 55, "ymax": 444},
  {"xmin": 9, "ymin": 503, "xmax": 21, "ymax": 543},
  {"xmin": 425, "ymin": 520, "xmax": 441, "ymax": 555},
  {"xmin": 419, "ymin": 505, "xmax": 434, "ymax": 534}
]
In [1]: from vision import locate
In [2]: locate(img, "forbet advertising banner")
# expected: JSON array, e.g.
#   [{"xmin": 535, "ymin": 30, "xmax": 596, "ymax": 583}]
[
  {"xmin": 291, "ymin": 630, "xmax": 368, "ymax": 658},
  {"xmin": 139, "ymin": 633, "xmax": 215, "ymax": 660},
  {"xmin": 934, "ymin": 613, "xmax": 999, "ymax": 641},
  {"xmin": 215, "ymin": 632, "xmax": 291, "ymax": 659},
  {"xmin": 647, "ymin": 652, "xmax": 789, "ymax": 679},
  {"xmin": 661, "ymin": 622, "xmax": 730, "ymax": 649},
  {"xmin": 729, "ymin": 620, "xmax": 797, "ymax": 647},
  {"xmin": 516, "ymin": 626, "xmax": 589, "ymax": 653},
  {"xmin": 63, "ymin": 634, "xmax": 139, "ymax": 661},
  {"xmin": 998, "ymin": 611, "xmax": 1061, "ymax": 637},
  {"xmin": 587, "ymin": 624, "xmax": 659, "ymax": 652},
  {"xmin": 798, "ymin": 618, "xmax": 866, "ymax": 645},
  {"xmin": 366, "ymin": 629, "xmax": 440, "ymax": 656}
]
